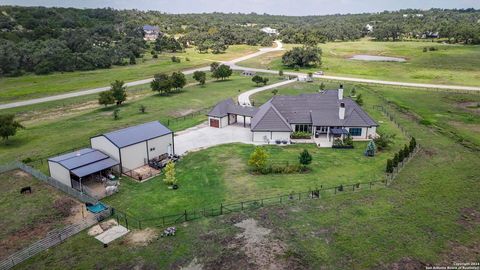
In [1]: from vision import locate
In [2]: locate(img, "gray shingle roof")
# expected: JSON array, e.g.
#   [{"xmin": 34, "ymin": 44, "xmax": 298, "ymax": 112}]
[
  {"xmin": 268, "ymin": 90, "xmax": 377, "ymax": 127},
  {"xmin": 251, "ymin": 103, "xmax": 292, "ymax": 132},
  {"xmin": 208, "ymin": 99, "xmax": 258, "ymax": 118},
  {"xmin": 102, "ymin": 121, "xmax": 172, "ymax": 148},
  {"xmin": 49, "ymin": 148, "xmax": 119, "ymax": 177}
]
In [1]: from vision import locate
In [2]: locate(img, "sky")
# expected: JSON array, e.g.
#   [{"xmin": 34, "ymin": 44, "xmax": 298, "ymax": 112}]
[{"xmin": 2, "ymin": 0, "xmax": 479, "ymax": 16}]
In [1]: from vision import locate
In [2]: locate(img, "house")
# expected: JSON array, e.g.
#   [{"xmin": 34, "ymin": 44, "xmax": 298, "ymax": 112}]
[
  {"xmin": 48, "ymin": 148, "xmax": 119, "ymax": 193},
  {"xmin": 90, "ymin": 121, "xmax": 174, "ymax": 173},
  {"xmin": 261, "ymin": 27, "xmax": 279, "ymax": 36},
  {"xmin": 208, "ymin": 86, "xmax": 378, "ymax": 145},
  {"xmin": 365, "ymin": 24, "xmax": 374, "ymax": 32},
  {"xmin": 143, "ymin": 25, "xmax": 160, "ymax": 41}
]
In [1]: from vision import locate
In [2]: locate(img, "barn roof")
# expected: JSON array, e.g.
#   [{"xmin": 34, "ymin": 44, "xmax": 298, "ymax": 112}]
[
  {"xmin": 101, "ymin": 121, "xmax": 172, "ymax": 148},
  {"xmin": 48, "ymin": 148, "xmax": 119, "ymax": 177}
]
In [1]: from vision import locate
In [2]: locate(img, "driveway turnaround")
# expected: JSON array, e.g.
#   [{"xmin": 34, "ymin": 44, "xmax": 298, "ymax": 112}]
[{"xmin": 174, "ymin": 123, "xmax": 262, "ymax": 155}]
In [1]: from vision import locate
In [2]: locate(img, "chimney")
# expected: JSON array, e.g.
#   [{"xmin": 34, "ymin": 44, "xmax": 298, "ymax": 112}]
[
  {"xmin": 339, "ymin": 102, "xmax": 345, "ymax": 120},
  {"xmin": 338, "ymin": 84, "xmax": 344, "ymax": 100}
]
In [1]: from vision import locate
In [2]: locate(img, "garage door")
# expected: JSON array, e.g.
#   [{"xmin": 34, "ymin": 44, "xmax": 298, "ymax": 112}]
[{"xmin": 210, "ymin": 118, "xmax": 219, "ymax": 128}]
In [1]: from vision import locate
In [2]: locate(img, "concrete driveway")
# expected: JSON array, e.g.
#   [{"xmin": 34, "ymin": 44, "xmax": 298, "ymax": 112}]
[{"xmin": 174, "ymin": 123, "xmax": 261, "ymax": 155}]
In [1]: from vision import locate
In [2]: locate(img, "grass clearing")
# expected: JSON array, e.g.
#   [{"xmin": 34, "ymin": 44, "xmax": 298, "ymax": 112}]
[
  {"xmin": 0, "ymin": 170, "xmax": 83, "ymax": 260},
  {"xmin": 0, "ymin": 72, "xmax": 280, "ymax": 165},
  {"xmin": 0, "ymin": 45, "xmax": 259, "ymax": 102},
  {"xmin": 15, "ymin": 82, "xmax": 480, "ymax": 269},
  {"xmin": 239, "ymin": 40, "xmax": 480, "ymax": 86}
]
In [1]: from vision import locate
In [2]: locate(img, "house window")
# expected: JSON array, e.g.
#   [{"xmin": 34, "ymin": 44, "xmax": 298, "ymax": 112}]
[
  {"xmin": 295, "ymin": 124, "xmax": 312, "ymax": 133},
  {"xmin": 349, "ymin": 128, "xmax": 362, "ymax": 136}
]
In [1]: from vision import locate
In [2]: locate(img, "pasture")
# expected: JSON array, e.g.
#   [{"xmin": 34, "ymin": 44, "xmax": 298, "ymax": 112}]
[
  {"xmin": 238, "ymin": 40, "xmax": 480, "ymax": 86},
  {"xmin": 0, "ymin": 45, "xmax": 259, "ymax": 102},
  {"xmin": 16, "ymin": 83, "xmax": 480, "ymax": 269}
]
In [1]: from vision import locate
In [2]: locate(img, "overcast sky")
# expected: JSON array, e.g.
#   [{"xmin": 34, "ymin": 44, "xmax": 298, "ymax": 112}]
[{"xmin": 2, "ymin": 0, "xmax": 479, "ymax": 16}]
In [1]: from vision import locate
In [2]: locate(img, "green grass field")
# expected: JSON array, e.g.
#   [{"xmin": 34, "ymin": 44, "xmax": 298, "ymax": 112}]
[
  {"xmin": 0, "ymin": 45, "xmax": 259, "ymax": 103},
  {"xmin": 0, "ymin": 72, "xmax": 280, "ymax": 165},
  {"xmin": 239, "ymin": 40, "xmax": 480, "ymax": 86},
  {"xmin": 16, "ymin": 82, "xmax": 480, "ymax": 269}
]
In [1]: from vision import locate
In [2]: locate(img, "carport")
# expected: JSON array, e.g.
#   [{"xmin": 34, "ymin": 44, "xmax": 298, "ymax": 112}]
[
  {"xmin": 207, "ymin": 98, "xmax": 258, "ymax": 128},
  {"xmin": 227, "ymin": 105, "xmax": 258, "ymax": 127}
]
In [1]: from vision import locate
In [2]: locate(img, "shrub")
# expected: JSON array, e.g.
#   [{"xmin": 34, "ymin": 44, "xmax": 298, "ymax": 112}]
[
  {"xmin": 423, "ymin": 47, "xmax": 428, "ymax": 52},
  {"xmin": 299, "ymin": 149, "xmax": 313, "ymax": 166},
  {"xmin": 248, "ymin": 147, "xmax": 269, "ymax": 172},
  {"xmin": 393, "ymin": 153, "xmax": 399, "ymax": 167},
  {"xmin": 404, "ymin": 144, "xmax": 410, "ymax": 157},
  {"xmin": 338, "ymin": 185, "xmax": 344, "ymax": 192},
  {"xmin": 419, "ymin": 119, "xmax": 432, "ymax": 126},
  {"xmin": 113, "ymin": 109, "xmax": 120, "ymax": 120},
  {"xmin": 152, "ymin": 54, "xmax": 158, "ymax": 59},
  {"xmin": 139, "ymin": 105, "xmax": 146, "ymax": 114},
  {"xmin": 344, "ymin": 135, "xmax": 353, "ymax": 146},
  {"xmin": 291, "ymin": 131, "xmax": 311, "ymax": 139},
  {"xmin": 374, "ymin": 132, "xmax": 396, "ymax": 151},
  {"xmin": 409, "ymin": 137, "xmax": 417, "ymax": 152},
  {"xmin": 386, "ymin": 159, "xmax": 394, "ymax": 173},
  {"xmin": 398, "ymin": 149, "xmax": 405, "ymax": 163},
  {"xmin": 163, "ymin": 161, "xmax": 177, "ymax": 185}
]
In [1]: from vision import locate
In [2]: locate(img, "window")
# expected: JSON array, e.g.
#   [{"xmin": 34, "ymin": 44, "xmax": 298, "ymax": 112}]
[
  {"xmin": 295, "ymin": 124, "xmax": 312, "ymax": 133},
  {"xmin": 349, "ymin": 128, "xmax": 362, "ymax": 136}
]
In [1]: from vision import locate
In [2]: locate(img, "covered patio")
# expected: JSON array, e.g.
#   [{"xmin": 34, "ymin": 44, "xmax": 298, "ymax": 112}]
[{"xmin": 70, "ymin": 158, "xmax": 120, "ymax": 199}]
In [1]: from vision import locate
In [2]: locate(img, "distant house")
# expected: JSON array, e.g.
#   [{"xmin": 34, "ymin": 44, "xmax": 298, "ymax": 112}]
[
  {"xmin": 422, "ymin": 31, "xmax": 439, "ymax": 39},
  {"xmin": 261, "ymin": 27, "xmax": 279, "ymax": 36},
  {"xmin": 365, "ymin": 24, "xmax": 374, "ymax": 33},
  {"xmin": 208, "ymin": 85, "xmax": 378, "ymax": 145},
  {"xmin": 143, "ymin": 25, "xmax": 160, "ymax": 41}
]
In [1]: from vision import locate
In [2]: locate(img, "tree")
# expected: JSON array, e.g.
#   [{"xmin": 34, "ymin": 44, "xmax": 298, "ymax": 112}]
[
  {"xmin": 0, "ymin": 114, "xmax": 24, "ymax": 141},
  {"xmin": 212, "ymin": 64, "xmax": 232, "ymax": 80},
  {"xmin": 151, "ymin": 73, "xmax": 172, "ymax": 94},
  {"xmin": 98, "ymin": 91, "xmax": 115, "ymax": 107},
  {"xmin": 271, "ymin": 89, "xmax": 278, "ymax": 95},
  {"xmin": 113, "ymin": 108, "xmax": 120, "ymax": 120},
  {"xmin": 211, "ymin": 39, "xmax": 228, "ymax": 54},
  {"xmin": 409, "ymin": 137, "xmax": 417, "ymax": 152},
  {"xmin": 163, "ymin": 161, "xmax": 177, "ymax": 185},
  {"xmin": 129, "ymin": 55, "xmax": 136, "ymax": 65},
  {"xmin": 298, "ymin": 149, "xmax": 313, "ymax": 166},
  {"xmin": 262, "ymin": 77, "xmax": 269, "ymax": 85},
  {"xmin": 210, "ymin": 62, "xmax": 220, "ymax": 72},
  {"xmin": 248, "ymin": 147, "xmax": 269, "ymax": 172},
  {"xmin": 386, "ymin": 159, "xmax": 394, "ymax": 173},
  {"xmin": 403, "ymin": 144, "xmax": 410, "ymax": 158},
  {"xmin": 252, "ymin": 75, "xmax": 264, "ymax": 86},
  {"xmin": 110, "ymin": 80, "xmax": 127, "ymax": 105},
  {"xmin": 398, "ymin": 149, "xmax": 405, "ymax": 163},
  {"xmin": 320, "ymin": 82, "xmax": 325, "ymax": 90},
  {"xmin": 139, "ymin": 104, "xmax": 146, "ymax": 113},
  {"xmin": 171, "ymin": 72, "xmax": 186, "ymax": 90},
  {"xmin": 393, "ymin": 153, "xmax": 399, "ymax": 168},
  {"xmin": 356, "ymin": 94, "xmax": 364, "ymax": 106},
  {"xmin": 278, "ymin": 70, "xmax": 284, "ymax": 77},
  {"xmin": 365, "ymin": 140, "xmax": 376, "ymax": 157},
  {"xmin": 193, "ymin": 71, "xmax": 206, "ymax": 85},
  {"xmin": 282, "ymin": 46, "xmax": 322, "ymax": 67}
]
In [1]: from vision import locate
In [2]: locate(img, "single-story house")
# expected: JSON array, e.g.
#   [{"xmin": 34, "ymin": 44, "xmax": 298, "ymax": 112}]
[
  {"xmin": 143, "ymin": 25, "xmax": 161, "ymax": 41},
  {"xmin": 90, "ymin": 121, "xmax": 174, "ymax": 173},
  {"xmin": 261, "ymin": 27, "xmax": 279, "ymax": 36},
  {"xmin": 208, "ymin": 86, "xmax": 378, "ymax": 143},
  {"xmin": 48, "ymin": 148, "xmax": 119, "ymax": 191}
]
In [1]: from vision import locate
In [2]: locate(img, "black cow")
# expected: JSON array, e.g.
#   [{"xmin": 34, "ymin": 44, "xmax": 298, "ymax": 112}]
[{"xmin": 20, "ymin": 186, "xmax": 32, "ymax": 194}]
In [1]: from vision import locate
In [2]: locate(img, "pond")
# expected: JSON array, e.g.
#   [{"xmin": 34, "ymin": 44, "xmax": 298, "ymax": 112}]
[{"xmin": 349, "ymin": 54, "xmax": 406, "ymax": 62}]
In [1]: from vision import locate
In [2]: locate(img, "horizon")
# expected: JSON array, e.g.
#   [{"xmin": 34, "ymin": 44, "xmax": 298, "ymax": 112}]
[{"xmin": 2, "ymin": 0, "xmax": 480, "ymax": 16}]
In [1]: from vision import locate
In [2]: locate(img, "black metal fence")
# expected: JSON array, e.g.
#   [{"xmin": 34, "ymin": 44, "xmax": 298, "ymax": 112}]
[{"xmin": 115, "ymin": 179, "xmax": 390, "ymax": 230}]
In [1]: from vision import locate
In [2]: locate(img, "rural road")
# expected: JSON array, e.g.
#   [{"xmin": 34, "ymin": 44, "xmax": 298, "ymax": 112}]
[
  {"xmin": 237, "ymin": 79, "xmax": 297, "ymax": 106},
  {"xmin": 1, "ymin": 40, "xmax": 479, "ymax": 110}
]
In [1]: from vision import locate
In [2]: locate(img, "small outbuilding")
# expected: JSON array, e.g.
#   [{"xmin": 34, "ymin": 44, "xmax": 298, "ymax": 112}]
[
  {"xmin": 48, "ymin": 148, "xmax": 119, "ymax": 192},
  {"xmin": 90, "ymin": 121, "xmax": 174, "ymax": 173}
]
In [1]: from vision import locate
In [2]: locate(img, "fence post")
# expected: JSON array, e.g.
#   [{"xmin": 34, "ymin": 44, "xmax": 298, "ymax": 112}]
[
  {"xmin": 184, "ymin": 210, "xmax": 188, "ymax": 221},
  {"xmin": 162, "ymin": 216, "xmax": 165, "ymax": 227},
  {"xmin": 241, "ymin": 202, "xmax": 244, "ymax": 211},
  {"xmin": 261, "ymin": 199, "xmax": 264, "ymax": 206},
  {"xmin": 138, "ymin": 220, "xmax": 142, "ymax": 230},
  {"xmin": 298, "ymin": 193, "xmax": 301, "ymax": 200},
  {"xmin": 220, "ymin": 204, "xmax": 223, "ymax": 215},
  {"xmin": 125, "ymin": 216, "xmax": 128, "ymax": 229}
]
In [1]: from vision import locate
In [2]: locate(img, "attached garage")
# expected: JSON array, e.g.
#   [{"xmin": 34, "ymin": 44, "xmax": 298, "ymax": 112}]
[
  {"xmin": 251, "ymin": 103, "xmax": 293, "ymax": 143},
  {"xmin": 90, "ymin": 121, "xmax": 174, "ymax": 173}
]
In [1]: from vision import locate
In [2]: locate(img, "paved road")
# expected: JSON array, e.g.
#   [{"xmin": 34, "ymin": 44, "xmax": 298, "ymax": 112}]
[
  {"xmin": 2, "ymin": 39, "xmax": 480, "ymax": 110},
  {"xmin": 0, "ymin": 41, "xmax": 284, "ymax": 110},
  {"xmin": 237, "ymin": 78, "xmax": 297, "ymax": 106}
]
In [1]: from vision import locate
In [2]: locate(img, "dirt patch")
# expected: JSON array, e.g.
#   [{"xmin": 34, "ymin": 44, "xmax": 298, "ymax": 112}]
[
  {"xmin": 458, "ymin": 208, "xmax": 480, "ymax": 229},
  {"xmin": 53, "ymin": 197, "xmax": 77, "ymax": 217},
  {"xmin": 385, "ymin": 257, "xmax": 428, "ymax": 270},
  {"xmin": 125, "ymin": 228, "xmax": 158, "ymax": 247},
  {"xmin": 436, "ymin": 241, "xmax": 480, "ymax": 267},
  {"xmin": 14, "ymin": 170, "xmax": 30, "ymax": 178},
  {"xmin": 171, "ymin": 108, "xmax": 196, "ymax": 117},
  {"xmin": 99, "ymin": 219, "xmax": 118, "ymax": 231},
  {"xmin": 180, "ymin": 257, "xmax": 203, "ymax": 270},
  {"xmin": 456, "ymin": 101, "xmax": 480, "ymax": 114},
  {"xmin": 234, "ymin": 218, "xmax": 288, "ymax": 269},
  {"xmin": 0, "ymin": 221, "xmax": 55, "ymax": 259}
]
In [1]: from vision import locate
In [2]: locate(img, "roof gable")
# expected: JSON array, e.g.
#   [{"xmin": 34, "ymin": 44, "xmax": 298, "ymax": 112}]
[{"xmin": 251, "ymin": 103, "xmax": 292, "ymax": 132}]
